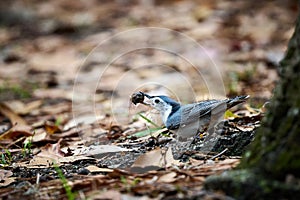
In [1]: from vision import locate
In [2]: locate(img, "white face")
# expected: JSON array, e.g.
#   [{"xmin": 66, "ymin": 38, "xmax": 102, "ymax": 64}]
[
  {"xmin": 149, "ymin": 97, "xmax": 165, "ymax": 110},
  {"xmin": 149, "ymin": 97, "xmax": 172, "ymax": 124}
]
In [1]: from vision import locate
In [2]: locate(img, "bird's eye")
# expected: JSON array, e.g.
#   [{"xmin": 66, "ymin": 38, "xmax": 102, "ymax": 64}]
[{"xmin": 154, "ymin": 99, "xmax": 160, "ymax": 104}]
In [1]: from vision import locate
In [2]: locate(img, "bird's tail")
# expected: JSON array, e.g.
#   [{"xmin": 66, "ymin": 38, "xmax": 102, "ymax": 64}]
[{"xmin": 226, "ymin": 95, "xmax": 249, "ymax": 109}]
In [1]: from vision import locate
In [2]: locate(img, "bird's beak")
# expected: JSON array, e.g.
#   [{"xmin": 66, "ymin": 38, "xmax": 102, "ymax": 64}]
[
  {"xmin": 139, "ymin": 92, "xmax": 152, "ymax": 99},
  {"xmin": 139, "ymin": 92, "xmax": 153, "ymax": 106}
]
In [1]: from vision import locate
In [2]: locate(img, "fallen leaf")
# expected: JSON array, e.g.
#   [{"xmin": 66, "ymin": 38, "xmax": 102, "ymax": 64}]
[
  {"xmin": 0, "ymin": 169, "xmax": 15, "ymax": 187},
  {"xmin": 87, "ymin": 190, "xmax": 122, "ymax": 200},
  {"xmin": 37, "ymin": 139, "xmax": 65, "ymax": 159},
  {"xmin": 41, "ymin": 102, "xmax": 71, "ymax": 115},
  {"xmin": 0, "ymin": 102, "xmax": 32, "ymax": 141},
  {"xmin": 51, "ymin": 127, "xmax": 79, "ymax": 139},
  {"xmin": 131, "ymin": 148, "xmax": 180, "ymax": 170},
  {"xmin": 85, "ymin": 165, "xmax": 113, "ymax": 173},
  {"xmin": 30, "ymin": 131, "xmax": 48, "ymax": 143},
  {"xmin": 33, "ymin": 88, "xmax": 73, "ymax": 100},
  {"xmin": 59, "ymin": 155, "xmax": 95, "ymax": 164},
  {"xmin": 0, "ymin": 125, "xmax": 32, "ymax": 141},
  {"xmin": 24, "ymin": 156, "xmax": 56, "ymax": 168},
  {"xmin": 0, "ymin": 102, "xmax": 27, "ymax": 125},
  {"xmin": 84, "ymin": 145, "xmax": 132, "ymax": 157},
  {"xmin": 44, "ymin": 121, "xmax": 62, "ymax": 134},
  {"xmin": 189, "ymin": 158, "xmax": 205, "ymax": 166},
  {"xmin": 189, "ymin": 159, "xmax": 240, "ymax": 176},
  {"xmin": 0, "ymin": 169, "xmax": 13, "ymax": 181},
  {"xmin": 19, "ymin": 155, "xmax": 95, "ymax": 168},
  {"xmin": 157, "ymin": 172, "xmax": 177, "ymax": 183},
  {"xmin": 3, "ymin": 100, "xmax": 42, "ymax": 115}
]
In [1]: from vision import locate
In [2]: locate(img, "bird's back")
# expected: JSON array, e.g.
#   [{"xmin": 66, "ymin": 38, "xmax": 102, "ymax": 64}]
[{"xmin": 165, "ymin": 95, "xmax": 249, "ymax": 131}]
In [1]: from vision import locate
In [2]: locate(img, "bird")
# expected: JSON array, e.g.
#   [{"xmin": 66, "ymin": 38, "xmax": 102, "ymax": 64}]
[{"xmin": 132, "ymin": 91, "xmax": 249, "ymax": 139}]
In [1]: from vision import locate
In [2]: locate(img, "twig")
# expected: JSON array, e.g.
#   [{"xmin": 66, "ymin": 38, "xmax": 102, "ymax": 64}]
[{"xmin": 210, "ymin": 148, "xmax": 228, "ymax": 160}]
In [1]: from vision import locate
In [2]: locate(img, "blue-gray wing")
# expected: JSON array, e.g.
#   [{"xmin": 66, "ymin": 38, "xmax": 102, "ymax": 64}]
[
  {"xmin": 182, "ymin": 100, "xmax": 226, "ymax": 123},
  {"xmin": 166, "ymin": 96, "xmax": 248, "ymax": 139},
  {"xmin": 166, "ymin": 99, "xmax": 226, "ymax": 130}
]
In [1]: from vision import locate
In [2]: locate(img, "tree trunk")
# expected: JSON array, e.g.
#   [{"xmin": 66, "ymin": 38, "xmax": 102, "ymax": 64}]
[{"xmin": 204, "ymin": 4, "xmax": 300, "ymax": 200}]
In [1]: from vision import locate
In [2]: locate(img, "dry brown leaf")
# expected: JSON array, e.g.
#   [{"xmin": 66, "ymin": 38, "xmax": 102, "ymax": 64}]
[
  {"xmin": 87, "ymin": 190, "xmax": 122, "ymax": 200},
  {"xmin": 131, "ymin": 148, "xmax": 180, "ymax": 169},
  {"xmin": 24, "ymin": 156, "xmax": 56, "ymax": 168},
  {"xmin": 84, "ymin": 145, "xmax": 132, "ymax": 157},
  {"xmin": 157, "ymin": 172, "xmax": 177, "ymax": 183},
  {"xmin": 19, "ymin": 155, "xmax": 95, "ymax": 168},
  {"xmin": 4, "ymin": 100, "xmax": 42, "ymax": 115},
  {"xmin": 0, "ymin": 169, "xmax": 15, "ymax": 187},
  {"xmin": 59, "ymin": 156, "xmax": 95, "ymax": 164},
  {"xmin": 208, "ymin": 159, "xmax": 240, "ymax": 172},
  {"xmin": 189, "ymin": 158, "xmax": 205, "ymax": 166},
  {"xmin": 189, "ymin": 158, "xmax": 240, "ymax": 176},
  {"xmin": 85, "ymin": 165, "xmax": 113, "ymax": 173},
  {"xmin": 30, "ymin": 131, "xmax": 48, "ymax": 143},
  {"xmin": 0, "ymin": 102, "xmax": 27, "ymax": 125},
  {"xmin": 0, "ymin": 169, "xmax": 13, "ymax": 181},
  {"xmin": 51, "ymin": 127, "xmax": 79, "ymax": 139},
  {"xmin": 41, "ymin": 102, "xmax": 71, "ymax": 115},
  {"xmin": 0, "ymin": 125, "xmax": 32, "ymax": 141},
  {"xmin": 24, "ymin": 127, "xmax": 60, "ymax": 144},
  {"xmin": 191, "ymin": 176, "xmax": 206, "ymax": 182},
  {"xmin": 37, "ymin": 139, "xmax": 65, "ymax": 159},
  {"xmin": 44, "ymin": 121, "xmax": 62, "ymax": 134},
  {"xmin": 216, "ymin": 158, "xmax": 240, "ymax": 166},
  {"xmin": 0, "ymin": 102, "xmax": 32, "ymax": 141},
  {"xmin": 33, "ymin": 88, "xmax": 73, "ymax": 100},
  {"xmin": 60, "ymin": 145, "xmax": 88, "ymax": 156},
  {"xmin": 28, "ymin": 47, "xmax": 80, "ymax": 80}
]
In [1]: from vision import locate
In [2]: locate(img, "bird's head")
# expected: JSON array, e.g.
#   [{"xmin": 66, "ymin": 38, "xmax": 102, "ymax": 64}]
[{"xmin": 139, "ymin": 92, "xmax": 181, "ymax": 122}]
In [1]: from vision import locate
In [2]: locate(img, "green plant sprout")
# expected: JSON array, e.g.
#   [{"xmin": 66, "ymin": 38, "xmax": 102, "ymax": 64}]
[
  {"xmin": 120, "ymin": 176, "xmax": 141, "ymax": 193},
  {"xmin": 55, "ymin": 117, "xmax": 62, "ymax": 126},
  {"xmin": 138, "ymin": 113, "xmax": 160, "ymax": 128},
  {"xmin": 23, "ymin": 137, "xmax": 32, "ymax": 157},
  {"xmin": 131, "ymin": 127, "xmax": 162, "ymax": 138},
  {"xmin": 54, "ymin": 164, "xmax": 76, "ymax": 200},
  {"xmin": 1, "ymin": 149, "xmax": 12, "ymax": 165},
  {"xmin": 129, "ymin": 113, "xmax": 168, "ymax": 138}
]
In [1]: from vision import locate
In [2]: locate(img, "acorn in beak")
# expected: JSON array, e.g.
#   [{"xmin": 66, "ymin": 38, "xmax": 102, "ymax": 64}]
[{"xmin": 131, "ymin": 91, "xmax": 153, "ymax": 106}]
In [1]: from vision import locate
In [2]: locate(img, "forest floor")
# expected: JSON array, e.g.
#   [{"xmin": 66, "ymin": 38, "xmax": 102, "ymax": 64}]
[{"xmin": 0, "ymin": 0, "xmax": 297, "ymax": 199}]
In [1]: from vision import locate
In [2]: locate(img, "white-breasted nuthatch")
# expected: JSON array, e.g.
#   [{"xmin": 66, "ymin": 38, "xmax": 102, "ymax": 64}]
[{"xmin": 132, "ymin": 92, "xmax": 249, "ymax": 139}]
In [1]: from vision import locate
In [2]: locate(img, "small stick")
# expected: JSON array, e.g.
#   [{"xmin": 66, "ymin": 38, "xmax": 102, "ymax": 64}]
[{"xmin": 210, "ymin": 148, "xmax": 228, "ymax": 160}]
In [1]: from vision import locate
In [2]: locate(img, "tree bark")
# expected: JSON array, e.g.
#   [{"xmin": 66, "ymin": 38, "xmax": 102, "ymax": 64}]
[
  {"xmin": 240, "ymin": 5, "xmax": 300, "ymax": 179},
  {"xmin": 204, "ymin": 4, "xmax": 300, "ymax": 200}
]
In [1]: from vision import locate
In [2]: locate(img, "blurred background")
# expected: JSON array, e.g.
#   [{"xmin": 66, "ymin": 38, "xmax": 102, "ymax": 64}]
[{"xmin": 0, "ymin": 0, "xmax": 297, "ymax": 125}]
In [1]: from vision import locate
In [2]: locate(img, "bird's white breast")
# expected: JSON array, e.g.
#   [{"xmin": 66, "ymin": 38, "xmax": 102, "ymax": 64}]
[{"xmin": 161, "ymin": 105, "xmax": 173, "ymax": 125}]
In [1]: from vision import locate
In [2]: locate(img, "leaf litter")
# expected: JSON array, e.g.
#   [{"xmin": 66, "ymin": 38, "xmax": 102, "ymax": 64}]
[{"xmin": 0, "ymin": 0, "xmax": 297, "ymax": 199}]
